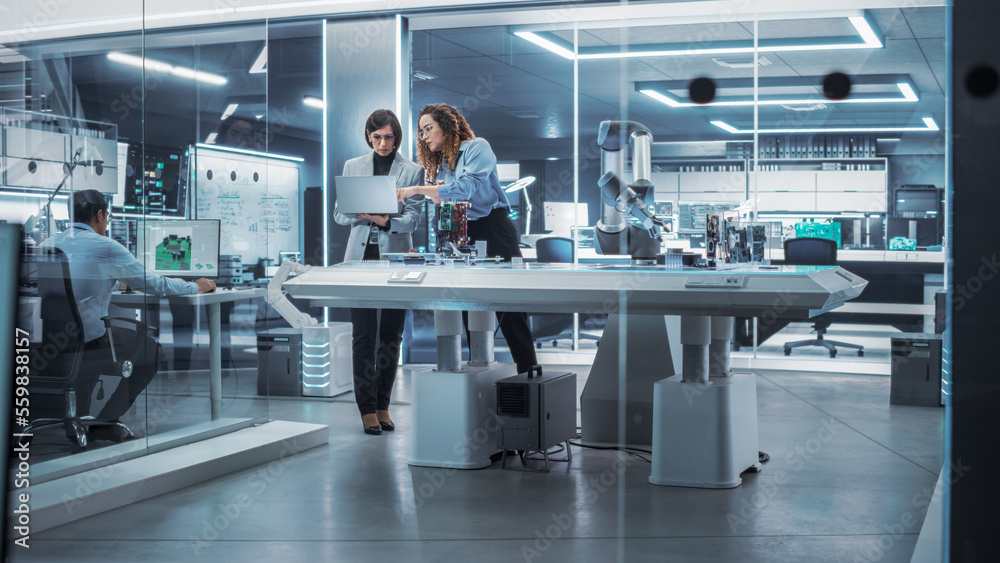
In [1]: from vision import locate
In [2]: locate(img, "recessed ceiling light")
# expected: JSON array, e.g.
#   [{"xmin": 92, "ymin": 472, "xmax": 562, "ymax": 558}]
[
  {"xmin": 412, "ymin": 70, "xmax": 437, "ymax": 81},
  {"xmin": 205, "ymin": 132, "xmax": 218, "ymax": 144}
]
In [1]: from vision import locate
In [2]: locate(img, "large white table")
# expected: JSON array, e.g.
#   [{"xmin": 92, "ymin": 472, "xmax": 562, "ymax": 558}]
[
  {"xmin": 111, "ymin": 288, "xmax": 265, "ymax": 420},
  {"xmin": 284, "ymin": 262, "xmax": 866, "ymax": 483}
]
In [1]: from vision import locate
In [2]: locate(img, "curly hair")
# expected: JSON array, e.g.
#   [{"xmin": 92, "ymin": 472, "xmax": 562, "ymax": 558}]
[{"xmin": 415, "ymin": 103, "xmax": 475, "ymax": 183}]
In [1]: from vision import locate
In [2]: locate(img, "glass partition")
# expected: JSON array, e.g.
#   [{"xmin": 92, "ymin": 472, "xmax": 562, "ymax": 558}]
[{"xmin": 3, "ymin": 18, "xmax": 293, "ymax": 479}]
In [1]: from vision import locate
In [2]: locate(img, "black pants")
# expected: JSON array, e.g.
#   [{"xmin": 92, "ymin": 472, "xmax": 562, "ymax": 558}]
[
  {"xmin": 467, "ymin": 207, "xmax": 538, "ymax": 374},
  {"xmin": 351, "ymin": 307, "xmax": 406, "ymax": 415},
  {"xmin": 81, "ymin": 327, "xmax": 162, "ymax": 421}
]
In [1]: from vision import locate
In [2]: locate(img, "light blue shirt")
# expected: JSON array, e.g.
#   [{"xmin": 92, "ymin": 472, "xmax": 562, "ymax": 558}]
[
  {"xmin": 41, "ymin": 223, "xmax": 198, "ymax": 343},
  {"xmin": 434, "ymin": 138, "xmax": 512, "ymax": 221}
]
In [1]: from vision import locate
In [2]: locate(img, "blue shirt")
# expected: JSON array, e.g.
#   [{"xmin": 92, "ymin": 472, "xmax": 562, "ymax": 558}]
[
  {"xmin": 434, "ymin": 138, "xmax": 512, "ymax": 221},
  {"xmin": 41, "ymin": 223, "xmax": 198, "ymax": 343}
]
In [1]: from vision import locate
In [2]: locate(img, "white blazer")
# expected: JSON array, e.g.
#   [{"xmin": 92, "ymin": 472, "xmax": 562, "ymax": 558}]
[{"xmin": 333, "ymin": 151, "xmax": 425, "ymax": 262}]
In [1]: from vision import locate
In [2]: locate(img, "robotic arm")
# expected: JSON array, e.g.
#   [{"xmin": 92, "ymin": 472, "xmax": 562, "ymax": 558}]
[
  {"xmin": 267, "ymin": 260, "xmax": 318, "ymax": 328},
  {"xmin": 597, "ymin": 172, "xmax": 668, "ymax": 240},
  {"xmin": 594, "ymin": 120, "xmax": 667, "ymax": 260}
]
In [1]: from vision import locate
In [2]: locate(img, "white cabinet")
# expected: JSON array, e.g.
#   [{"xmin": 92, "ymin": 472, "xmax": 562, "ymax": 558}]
[
  {"xmin": 816, "ymin": 192, "xmax": 887, "ymax": 213},
  {"xmin": 750, "ymin": 170, "xmax": 815, "ymax": 192},
  {"xmin": 679, "ymin": 171, "xmax": 746, "ymax": 193},
  {"xmin": 752, "ymin": 191, "xmax": 816, "ymax": 211},
  {"xmin": 816, "ymin": 170, "xmax": 885, "ymax": 192}
]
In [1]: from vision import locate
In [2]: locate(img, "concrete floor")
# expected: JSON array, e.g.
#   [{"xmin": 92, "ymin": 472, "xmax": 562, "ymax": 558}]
[{"xmin": 15, "ymin": 359, "xmax": 944, "ymax": 563}]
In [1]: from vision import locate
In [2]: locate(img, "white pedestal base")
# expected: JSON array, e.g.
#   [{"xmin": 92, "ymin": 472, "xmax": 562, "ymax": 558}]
[
  {"xmin": 649, "ymin": 372, "xmax": 759, "ymax": 488},
  {"xmin": 409, "ymin": 363, "xmax": 518, "ymax": 469}
]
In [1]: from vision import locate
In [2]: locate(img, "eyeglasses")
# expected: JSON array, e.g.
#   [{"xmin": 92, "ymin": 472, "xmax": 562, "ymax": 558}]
[
  {"xmin": 370, "ymin": 133, "xmax": 396, "ymax": 145},
  {"xmin": 418, "ymin": 123, "xmax": 435, "ymax": 139}
]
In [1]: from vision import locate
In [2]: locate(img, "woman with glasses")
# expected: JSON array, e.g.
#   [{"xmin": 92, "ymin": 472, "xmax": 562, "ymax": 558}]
[
  {"xmin": 398, "ymin": 103, "xmax": 537, "ymax": 375},
  {"xmin": 334, "ymin": 109, "xmax": 424, "ymax": 435}
]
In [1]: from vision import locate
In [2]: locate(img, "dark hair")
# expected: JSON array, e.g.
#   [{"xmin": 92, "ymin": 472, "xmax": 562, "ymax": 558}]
[
  {"xmin": 71, "ymin": 189, "xmax": 108, "ymax": 224},
  {"xmin": 364, "ymin": 109, "xmax": 403, "ymax": 153}
]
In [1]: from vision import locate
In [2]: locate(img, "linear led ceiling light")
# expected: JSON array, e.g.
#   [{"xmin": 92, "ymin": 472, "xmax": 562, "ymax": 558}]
[
  {"xmin": 515, "ymin": 11, "xmax": 881, "ymax": 61},
  {"xmin": 107, "ymin": 52, "xmax": 227, "ymax": 85},
  {"xmin": 303, "ymin": 96, "xmax": 325, "ymax": 110},
  {"xmin": 709, "ymin": 117, "xmax": 939, "ymax": 135},
  {"xmin": 637, "ymin": 75, "xmax": 918, "ymax": 108},
  {"xmin": 195, "ymin": 143, "xmax": 304, "ymax": 162}
]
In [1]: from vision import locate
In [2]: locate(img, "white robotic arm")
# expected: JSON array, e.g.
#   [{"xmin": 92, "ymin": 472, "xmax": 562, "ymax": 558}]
[{"xmin": 267, "ymin": 260, "xmax": 318, "ymax": 328}]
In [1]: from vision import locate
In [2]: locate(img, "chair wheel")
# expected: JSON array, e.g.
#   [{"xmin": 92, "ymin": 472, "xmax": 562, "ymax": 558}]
[
  {"xmin": 536, "ymin": 342, "xmax": 542, "ymax": 349},
  {"xmin": 552, "ymin": 341, "xmax": 558, "ymax": 347},
  {"xmin": 858, "ymin": 350, "xmax": 864, "ymax": 357},
  {"xmin": 830, "ymin": 350, "xmax": 837, "ymax": 358},
  {"xmin": 784, "ymin": 347, "xmax": 791, "ymax": 356}
]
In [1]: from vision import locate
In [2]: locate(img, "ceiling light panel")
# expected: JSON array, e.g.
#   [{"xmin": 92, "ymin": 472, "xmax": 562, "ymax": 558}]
[
  {"xmin": 515, "ymin": 11, "xmax": 883, "ymax": 60},
  {"xmin": 709, "ymin": 116, "xmax": 939, "ymax": 134},
  {"xmin": 636, "ymin": 75, "xmax": 918, "ymax": 108}
]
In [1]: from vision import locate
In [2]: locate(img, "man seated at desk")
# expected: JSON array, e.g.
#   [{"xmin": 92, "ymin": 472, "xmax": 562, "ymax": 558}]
[{"xmin": 41, "ymin": 189, "xmax": 216, "ymax": 442}]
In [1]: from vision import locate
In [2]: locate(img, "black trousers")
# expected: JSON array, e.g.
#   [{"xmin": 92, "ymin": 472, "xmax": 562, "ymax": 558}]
[
  {"xmin": 81, "ymin": 327, "xmax": 162, "ymax": 421},
  {"xmin": 350, "ymin": 307, "xmax": 406, "ymax": 415},
  {"xmin": 466, "ymin": 207, "xmax": 538, "ymax": 374}
]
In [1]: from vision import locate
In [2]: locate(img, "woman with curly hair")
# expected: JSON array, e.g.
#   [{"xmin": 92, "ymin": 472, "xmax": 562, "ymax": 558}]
[{"xmin": 398, "ymin": 103, "xmax": 537, "ymax": 374}]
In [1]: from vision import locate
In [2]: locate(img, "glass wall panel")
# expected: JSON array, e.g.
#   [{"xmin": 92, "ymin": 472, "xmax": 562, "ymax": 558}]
[
  {"xmin": 3, "ymin": 13, "xmax": 149, "ymax": 475},
  {"xmin": 408, "ymin": 25, "xmax": 576, "ymax": 362},
  {"xmin": 1, "ymin": 17, "xmax": 317, "ymax": 480}
]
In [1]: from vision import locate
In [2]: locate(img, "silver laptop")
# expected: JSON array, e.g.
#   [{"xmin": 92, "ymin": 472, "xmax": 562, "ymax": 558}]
[{"xmin": 335, "ymin": 176, "xmax": 402, "ymax": 216}]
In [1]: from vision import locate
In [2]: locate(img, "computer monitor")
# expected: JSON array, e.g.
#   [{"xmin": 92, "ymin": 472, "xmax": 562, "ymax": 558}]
[
  {"xmin": 114, "ymin": 142, "xmax": 188, "ymax": 217},
  {"xmin": 134, "ymin": 219, "xmax": 221, "ymax": 278},
  {"xmin": 893, "ymin": 187, "xmax": 942, "ymax": 218},
  {"xmin": 543, "ymin": 202, "xmax": 589, "ymax": 235}
]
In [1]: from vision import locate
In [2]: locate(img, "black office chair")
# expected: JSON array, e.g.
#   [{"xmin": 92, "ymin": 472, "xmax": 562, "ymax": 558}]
[
  {"xmin": 782, "ymin": 237, "xmax": 864, "ymax": 358},
  {"xmin": 531, "ymin": 237, "xmax": 600, "ymax": 349},
  {"xmin": 23, "ymin": 248, "xmax": 144, "ymax": 448}
]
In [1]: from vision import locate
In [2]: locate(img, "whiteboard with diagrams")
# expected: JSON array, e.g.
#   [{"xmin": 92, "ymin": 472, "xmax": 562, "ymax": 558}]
[{"xmin": 192, "ymin": 146, "xmax": 300, "ymax": 267}]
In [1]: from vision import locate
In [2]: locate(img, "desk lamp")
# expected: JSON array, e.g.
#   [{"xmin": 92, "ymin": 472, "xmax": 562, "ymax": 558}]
[{"xmin": 503, "ymin": 175, "xmax": 537, "ymax": 236}]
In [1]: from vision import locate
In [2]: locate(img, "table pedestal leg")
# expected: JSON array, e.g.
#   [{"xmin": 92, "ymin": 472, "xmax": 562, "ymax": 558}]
[{"xmin": 650, "ymin": 316, "xmax": 759, "ymax": 488}]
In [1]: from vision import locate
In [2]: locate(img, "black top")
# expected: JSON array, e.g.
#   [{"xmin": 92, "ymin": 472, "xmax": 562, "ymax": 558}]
[{"xmin": 373, "ymin": 151, "xmax": 394, "ymax": 176}]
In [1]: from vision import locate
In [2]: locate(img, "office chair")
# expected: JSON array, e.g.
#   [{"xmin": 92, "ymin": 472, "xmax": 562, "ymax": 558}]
[
  {"xmin": 23, "ymin": 248, "xmax": 143, "ymax": 448},
  {"xmin": 531, "ymin": 236, "xmax": 600, "ymax": 350},
  {"xmin": 782, "ymin": 237, "xmax": 864, "ymax": 358}
]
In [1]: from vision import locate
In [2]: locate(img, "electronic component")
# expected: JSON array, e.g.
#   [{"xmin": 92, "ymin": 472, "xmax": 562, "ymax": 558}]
[
  {"xmin": 889, "ymin": 236, "xmax": 917, "ymax": 250},
  {"xmin": 794, "ymin": 221, "xmax": 841, "ymax": 248},
  {"xmin": 436, "ymin": 201, "xmax": 471, "ymax": 254}
]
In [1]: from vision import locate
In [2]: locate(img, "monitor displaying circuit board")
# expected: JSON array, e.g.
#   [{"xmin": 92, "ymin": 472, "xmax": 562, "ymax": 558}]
[{"xmin": 135, "ymin": 219, "xmax": 221, "ymax": 278}]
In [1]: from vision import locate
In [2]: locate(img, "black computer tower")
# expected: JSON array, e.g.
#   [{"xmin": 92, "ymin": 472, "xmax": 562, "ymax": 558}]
[
  {"xmin": 890, "ymin": 333, "xmax": 943, "ymax": 407},
  {"xmin": 256, "ymin": 328, "xmax": 303, "ymax": 397}
]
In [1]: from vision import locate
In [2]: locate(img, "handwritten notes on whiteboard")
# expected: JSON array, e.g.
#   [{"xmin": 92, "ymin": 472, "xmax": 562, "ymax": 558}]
[{"xmin": 193, "ymin": 147, "xmax": 300, "ymax": 266}]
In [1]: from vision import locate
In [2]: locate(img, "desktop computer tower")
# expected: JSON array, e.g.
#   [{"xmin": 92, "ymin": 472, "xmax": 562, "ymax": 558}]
[
  {"xmin": 257, "ymin": 328, "xmax": 303, "ymax": 397},
  {"xmin": 495, "ymin": 369, "xmax": 576, "ymax": 452},
  {"xmin": 890, "ymin": 333, "xmax": 943, "ymax": 407}
]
